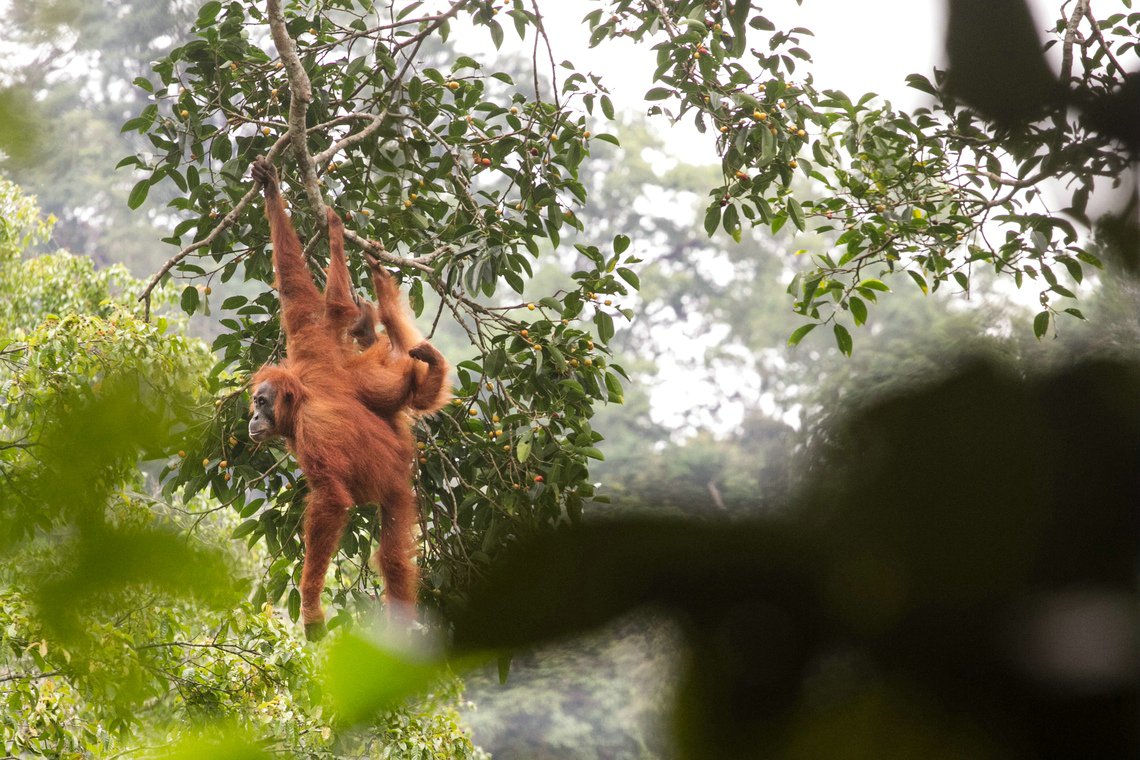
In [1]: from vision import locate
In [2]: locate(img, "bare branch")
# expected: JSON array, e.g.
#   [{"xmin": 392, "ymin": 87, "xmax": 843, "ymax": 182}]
[
  {"xmin": 313, "ymin": 111, "xmax": 394, "ymax": 167},
  {"xmin": 266, "ymin": 0, "xmax": 326, "ymax": 218},
  {"xmin": 1061, "ymin": 0, "xmax": 1090, "ymax": 84}
]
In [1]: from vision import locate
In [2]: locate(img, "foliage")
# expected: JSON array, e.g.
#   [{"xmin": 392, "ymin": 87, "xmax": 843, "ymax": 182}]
[
  {"xmin": 0, "ymin": 1, "xmax": 200, "ymax": 265},
  {"xmin": 127, "ymin": 0, "xmax": 638, "ymax": 630},
  {"xmin": 581, "ymin": 0, "xmax": 1139, "ymax": 352},
  {"xmin": 0, "ymin": 179, "xmax": 484, "ymax": 757}
]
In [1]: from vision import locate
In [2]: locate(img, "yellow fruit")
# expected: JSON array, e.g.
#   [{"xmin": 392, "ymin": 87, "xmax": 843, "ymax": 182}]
[
  {"xmin": 262, "ymin": 126, "xmax": 271, "ymax": 135},
  {"xmin": 178, "ymin": 450, "xmax": 186, "ymax": 458},
  {"xmin": 789, "ymin": 159, "xmax": 798, "ymax": 168},
  {"xmin": 447, "ymin": 81, "xmax": 459, "ymax": 91},
  {"xmin": 527, "ymin": 303, "xmax": 536, "ymax": 311},
  {"xmin": 468, "ymin": 408, "xmax": 478, "ymax": 416},
  {"xmin": 219, "ymin": 460, "xmax": 228, "ymax": 469},
  {"xmin": 202, "ymin": 459, "xmax": 210, "ymax": 468},
  {"xmin": 180, "ymin": 109, "xmax": 189, "ymax": 118}
]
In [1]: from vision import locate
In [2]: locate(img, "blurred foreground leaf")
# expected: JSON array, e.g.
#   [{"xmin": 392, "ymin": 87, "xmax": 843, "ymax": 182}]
[
  {"xmin": 454, "ymin": 358, "xmax": 1140, "ymax": 760},
  {"xmin": 157, "ymin": 728, "xmax": 274, "ymax": 760},
  {"xmin": 8, "ymin": 373, "xmax": 233, "ymax": 640},
  {"xmin": 321, "ymin": 631, "xmax": 445, "ymax": 728}
]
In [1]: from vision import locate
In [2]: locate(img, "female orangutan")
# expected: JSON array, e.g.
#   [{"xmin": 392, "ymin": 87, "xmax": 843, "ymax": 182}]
[{"xmin": 246, "ymin": 157, "xmax": 449, "ymax": 639}]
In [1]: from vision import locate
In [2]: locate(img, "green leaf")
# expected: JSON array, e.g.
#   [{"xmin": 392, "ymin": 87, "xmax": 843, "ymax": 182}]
[
  {"xmin": 489, "ymin": 20, "xmax": 504, "ymax": 49},
  {"xmin": 857, "ymin": 278, "xmax": 890, "ymax": 292},
  {"xmin": 232, "ymin": 519, "xmax": 259, "ymax": 539},
  {"xmin": 904, "ymin": 73, "xmax": 938, "ymax": 96},
  {"xmin": 833, "ymin": 323, "xmax": 853, "ymax": 356},
  {"xmin": 321, "ymin": 632, "xmax": 443, "ymax": 727},
  {"xmin": 849, "ymin": 297, "xmax": 868, "ymax": 326},
  {"xmin": 604, "ymin": 371, "xmax": 624, "ymax": 403},
  {"xmin": 787, "ymin": 322, "xmax": 817, "ymax": 346},
  {"xmin": 907, "ymin": 270, "xmax": 929, "ymax": 295},
  {"xmin": 645, "ymin": 87, "xmax": 674, "ymax": 101},
  {"xmin": 1063, "ymin": 307, "xmax": 1086, "ymax": 320},
  {"xmin": 516, "ymin": 435, "xmax": 532, "ymax": 463},
  {"xmin": 704, "ymin": 204, "xmax": 722, "ymax": 237},
  {"xmin": 595, "ymin": 311, "xmax": 615, "ymax": 343},
  {"xmin": 128, "ymin": 179, "xmax": 150, "ymax": 210},
  {"xmin": 613, "ymin": 234, "xmax": 630, "ymax": 254},
  {"xmin": 787, "ymin": 198, "xmax": 805, "ymax": 231},
  {"xmin": 601, "ymin": 94, "xmax": 615, "ymax": 120},
  {"xmin": 1033, "ymin": 310, "xmax": 1050, "ymax": 339},
  {"xmin": 180, "ymin": 285, "xmax": 200, "ymax": 316},
  {"xmin": 617, "ymin": 267, "xmax": 640, "ymax": 290},
  {"xmin": 723, "ymin": 203, "xmax": 740, "ymax": 237}
]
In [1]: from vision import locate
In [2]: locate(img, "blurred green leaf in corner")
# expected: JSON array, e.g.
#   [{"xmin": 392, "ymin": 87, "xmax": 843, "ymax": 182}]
[
  {"xmin": 9, "ymin": 372, "xmax": 234, "ymax": 641},
  {"xmin": 321, "ymin": 629, "xmax": 448, "ymax": 728}
]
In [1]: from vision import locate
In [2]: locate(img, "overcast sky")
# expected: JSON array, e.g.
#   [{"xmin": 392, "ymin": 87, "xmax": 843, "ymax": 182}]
[{"xmin": 521, "ymin": 0, "xmax": 1133, "ymax": 117}]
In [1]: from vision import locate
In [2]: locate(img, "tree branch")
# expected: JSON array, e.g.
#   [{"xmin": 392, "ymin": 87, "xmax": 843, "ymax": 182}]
[
  {"xmin": 266, "ymin": 0, "xmax": 326, "ymax": 219},
  {"xmin": 1060, "ymin": 0, "xmax": 1090, "ymax": 84},
  {"xmin": 1082, "ymin": 6, "xmax": 1127, "ymax": 79}
]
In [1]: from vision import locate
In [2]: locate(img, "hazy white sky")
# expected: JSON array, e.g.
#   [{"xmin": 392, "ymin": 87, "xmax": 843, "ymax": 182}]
[{"xmin": 523, "ymin": 0, "xmax": 1133, "ymax": 116}]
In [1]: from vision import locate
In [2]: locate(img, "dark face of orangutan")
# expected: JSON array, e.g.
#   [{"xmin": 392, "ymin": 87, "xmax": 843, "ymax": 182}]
[{"xmin": 248, "ymin": 381, "xmax": 279, "ymax": 442}]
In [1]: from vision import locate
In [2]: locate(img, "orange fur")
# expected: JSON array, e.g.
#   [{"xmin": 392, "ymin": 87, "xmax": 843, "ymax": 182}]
[{"xmin": 248, "ymin": 158, "xmax": 447, "ymax": 634}]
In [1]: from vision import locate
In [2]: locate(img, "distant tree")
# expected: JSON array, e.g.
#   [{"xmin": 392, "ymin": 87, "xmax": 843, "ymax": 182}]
[{"xmin": 0, "ymin": 0, "xmax": 197, "ymax": 267}]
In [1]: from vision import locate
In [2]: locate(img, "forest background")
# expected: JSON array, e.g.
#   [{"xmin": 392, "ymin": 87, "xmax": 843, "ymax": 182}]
[{"xmin": 0, "ymin": 0, "xmax": 1137, "ymax": 757}]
